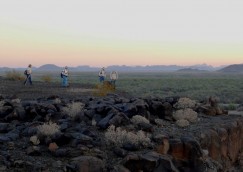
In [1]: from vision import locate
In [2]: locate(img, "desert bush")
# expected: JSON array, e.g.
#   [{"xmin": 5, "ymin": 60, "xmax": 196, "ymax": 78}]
[
  {"xmin": 62, "ymin": 102, "xmax": 85, "ymax": 118},
  {"xmin": 5, "ymin": 70, "xmax": 25, "ymax": 81},
  {"xmin": 172, "ymin": 108, "xmax": 198, "ymax": 123},
  {"xmin": 30, "ymin": 135, "xmax": 40, "ymax": 145},
  {"xmin": 174, "ymin": 97, "xmax": 196, "ymax": 109},
  {"xmin": 41, "ymin": 75, "xmax": 52, "ymax": 83},
  {"xmin": 105, "ymin": 125, "xmax": 151, "ymax": 148},
  {"xmin": 94, "ymin": 81, "xmax": 115, "ymax": 96},
  {"xmin": 37, "ymin": 121, "xmax": 60, "ymax": 136},
  {"xmin": 11, "ymin": 98, "xmax": 21, "ymax": 103},
  {"xmin": 131, "ymin": 115, "xmax": 149, "ymax": 125}
]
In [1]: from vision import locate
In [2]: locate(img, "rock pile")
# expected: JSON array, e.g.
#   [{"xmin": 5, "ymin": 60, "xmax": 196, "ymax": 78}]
[{"xmin": 0, "ymin": 94, "xmax": 242, "ymax": 171}]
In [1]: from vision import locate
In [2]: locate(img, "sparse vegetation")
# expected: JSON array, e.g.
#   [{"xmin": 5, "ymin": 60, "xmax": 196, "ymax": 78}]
[
  {"xmin": 105, "ymin": 125, "xmax": 151, "ymax": 148},
  {"xmin": 173, "ymin": 108, "xmax": 198, "ymax": 123},
  {"xmin": 174, "ymin": 97, "xmax": 196, "ymax": 109},
  {"xmin": 62, "ymin": 102, "xmax": 85, "ymax": 118},
  {"xmin": 37, "ymin": 121, "xmax": 60, "ymax": 136},
  {"xmin": 5, "ymin": 70, "xmax": 25, "ymax": 81},
  {"xmin": 1, "ymin": 71, "xmax": 243, "ymax": 103},
  {"xmin": 131, "ymin": 115, "xmax": 150, "ymax": 125},
  {"xmin": 41, "ymin": 75, "xmax": 52, "ymax": 83},
  {"xmin": 94, "ymin": 81, "xmax": 115, "ymax": 96}
]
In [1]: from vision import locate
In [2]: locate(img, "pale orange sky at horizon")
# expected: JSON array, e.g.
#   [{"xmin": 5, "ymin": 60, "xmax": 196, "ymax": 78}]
[{"xmin": 0, "ymin": 0, "xmax": 243, "ymax": 68}]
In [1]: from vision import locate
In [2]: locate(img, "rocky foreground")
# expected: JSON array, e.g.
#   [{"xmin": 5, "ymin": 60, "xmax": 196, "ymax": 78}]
[{"xmin": 0, "ymin": 89, "xmax": 243, "ymax": 172}]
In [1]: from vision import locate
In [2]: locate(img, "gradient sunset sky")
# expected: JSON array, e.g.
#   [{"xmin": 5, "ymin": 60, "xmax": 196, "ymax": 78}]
[{"xmin": 0, "ymin": 0, "xmax": 242, "ymax": 68}]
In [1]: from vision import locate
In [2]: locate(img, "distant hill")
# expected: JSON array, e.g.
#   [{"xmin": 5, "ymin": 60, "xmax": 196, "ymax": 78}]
[
  {"xmin": 218, "ymin": 64, "xmax": 243, "ymax": 73},
  {"xmin": 177, "ymin": 68, "xmax": 208, "ymax": 73},
  {"xmin": 37, "ymin": 64, "xmax": 62, "ymax": 71}
]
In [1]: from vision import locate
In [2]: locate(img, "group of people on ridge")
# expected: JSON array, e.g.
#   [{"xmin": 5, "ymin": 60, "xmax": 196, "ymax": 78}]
[{"xmin": 24, "ymin": 64, "xmax": 118, "ymax": 88}]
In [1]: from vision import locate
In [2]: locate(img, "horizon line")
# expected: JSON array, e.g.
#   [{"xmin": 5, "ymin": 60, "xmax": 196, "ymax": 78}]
[{"xmin": 0, "ymin": 63, "xmax": 234, "ymax": 69}]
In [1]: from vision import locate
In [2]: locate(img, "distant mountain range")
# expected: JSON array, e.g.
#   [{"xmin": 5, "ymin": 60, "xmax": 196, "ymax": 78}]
[{"xmin": 1, "ymin": 63, "xmax": 243, "ymax": 73}]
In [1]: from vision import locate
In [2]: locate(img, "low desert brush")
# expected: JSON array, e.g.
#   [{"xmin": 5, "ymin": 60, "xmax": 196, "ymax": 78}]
[
  {"xmin": 105, "ymin": 125, "xmax": 151, "ymax": 148},
  {"xmin": 5, "ymin": 70, "xmax": 25, "ymax": 81},
  {"xmin": 131, "ymin": 115, "xmax": 150, "ymax": 125},
  {"xmin": 37, "ymin": 121, "xmax": 60, "ymax": 136},
  {"xmin": 41, "ymin": 75, "xmax": 52, "ymax": 83},
  {"xmin": 174, "ymin": 97, "xmax": 196, "ymax": 109},
  {"xmin": 94, "ymin": 81, "xmax": 115, "ymax": 96},
  {"xmin": 62, "ymin": 102, "xmax": 85, "ymax": 118}
]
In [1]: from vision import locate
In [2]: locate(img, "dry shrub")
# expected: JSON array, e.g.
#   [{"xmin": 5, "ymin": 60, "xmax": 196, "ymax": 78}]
[
  {"xmin": 131, "ymin": 115, "xmax": 149, "ymax": 125},
  {"xmin": 94, "ymin": 81, "xmax": 115, "ymax": 96},
  {"xmin": 37, "ymin": 121, "xmax": 60, "ymax": 136},
  {"xmin": 41, "ymin": 75, "xmax": 52, "ymax": 83},
  {"xmin": 11, "ymin": 98, "xmax": 21, "ymax": 104},
  {"xmin": 174, "ymin": 97, "xmax": 196, "ymax": 109},
  {"xmin": 5, "ymin": 70, "xmax": 25, "ymax": 81},
  {"xmin": 105, "ymin": 125, "xmax": 151, "ymax": 148},
  {"xmin": 173, "ymin": 108, "xmax": 198, "ymax": 123},
  {"xmin": 62, "ymin": 102, "xmax": 85, "ymax": 118}
]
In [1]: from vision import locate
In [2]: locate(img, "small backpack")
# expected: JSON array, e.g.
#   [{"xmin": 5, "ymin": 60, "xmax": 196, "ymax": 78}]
[
  {"xmin": 60, "ymin": 72, "xmax": 63, "ymax": 78},
  {"xmin": 24, "ymin": 70, "xmax": 27, "ymax": 75}
]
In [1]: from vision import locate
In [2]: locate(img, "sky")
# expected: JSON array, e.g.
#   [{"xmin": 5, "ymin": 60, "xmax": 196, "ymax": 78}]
[{"xmin": 0, "ymin": 0, "xmax": 243, "ymax": 68}]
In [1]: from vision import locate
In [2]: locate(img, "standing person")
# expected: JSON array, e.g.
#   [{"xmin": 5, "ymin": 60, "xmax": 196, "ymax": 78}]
[
  {"xmin": 98, "ymin": 67, "xmax": 106, "ymax": 83},
  {"xmin": 61, "ymin": 66, "xmax": 69, "ymax": 87},
  {"xmin": 24, "ymin": 64, "xmax": 32, "ymax": 85},
  {"xmin": 110, "ymin": 71, "xmax": 118, "ymax": 89}
]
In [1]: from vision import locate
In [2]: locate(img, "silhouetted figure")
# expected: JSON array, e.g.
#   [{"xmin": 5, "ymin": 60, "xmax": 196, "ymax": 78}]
[
  {"xmin": 61, "ymin": 66, "xmax": 69, "ymax": 87},
  {"xmin": 98, "ymin": 67, "xmax": 106, "ymax": 83},
  {"xmin": 24, "ymin": 64, "xmax": 32, "ymax": 85},
  {"xmin": 110, "ymin": 71, "xmax": 118, "ymax": 89}
]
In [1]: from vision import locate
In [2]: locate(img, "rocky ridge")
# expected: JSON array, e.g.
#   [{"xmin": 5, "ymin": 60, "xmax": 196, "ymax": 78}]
[{"xmin": 0, "ymin": 93, "xmax": 242, "ymax": 172}]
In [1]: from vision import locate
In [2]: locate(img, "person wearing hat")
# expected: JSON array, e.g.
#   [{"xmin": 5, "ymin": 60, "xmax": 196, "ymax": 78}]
[
  {"xmin": 24, "ymin": 64, "xmax": 33, "ymax": 85},
  {"xmin": 61, "ymin": 66, "xmax": 69, "ymax": 87},
  {"xmin": 98, "ymin": 67, "xmax": 106, "ymax": 83},
  {"xmin": 110, "ymin": 71, "xmax": 118, "ymax": 89}
]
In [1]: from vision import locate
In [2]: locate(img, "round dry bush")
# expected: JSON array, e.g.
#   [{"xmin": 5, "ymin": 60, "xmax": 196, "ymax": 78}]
[
  {"xmin": 174, "ymin": 97, "xmax": 196, "ymax": 109},
  {"xmin": 173, "ymin": 108, "xmax": 198, "ymax": 123},
  {"xmin": 37, "ymin": 121, "xmax": 60, "ymax": 136},
  {"xmin": 62, "ymin": 102, "xmax": 85, "ymax": 118},
  {"xmin": 105, "ymin": 125, "xmax": 151, "ymax": 148},
  {"xmin": 131, "ymin": 115, "xmax": 150, "ymax": 125}
]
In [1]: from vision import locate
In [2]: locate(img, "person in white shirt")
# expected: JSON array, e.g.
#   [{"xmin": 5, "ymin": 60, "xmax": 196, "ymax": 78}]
[
  {"xmin": 98, "ymin": 67, "xmax": 106, "ymax": 83},
  {"xmin": 110, "ymin": 71, "xmax": 118, "ymax": 88},
  {"xmin": 24, "ymin": 64, "xmax": 32, "ymax": 85},
  {"xmin": 61, "ymin": 66, "xmax": 69, "ymax": 87}
]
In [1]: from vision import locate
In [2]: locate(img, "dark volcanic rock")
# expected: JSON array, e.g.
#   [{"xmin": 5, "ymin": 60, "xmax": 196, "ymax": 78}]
[{"xmin": 0, "ymin": 82, "xmax": 242, "ymax": 172}]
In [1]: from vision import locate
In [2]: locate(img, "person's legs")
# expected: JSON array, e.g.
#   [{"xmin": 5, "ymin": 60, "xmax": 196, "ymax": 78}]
[
  {"xmin": 24, "ymin": 75, "xmax": 29, "ymax": 85},
  {"xmin": 66, "ymin": 77, "xmax": 68, "ymax": 87},
  {"xmin": 111, "ymin": 80, "xmax": 116, "ymax": 89},
  {"xmin": 62, "ymin": 77, "xmax": 65, "ymax": 87},
  {"xmin": 113, "ymin": 80, "xmax": 116, "ymax": 88},
  {"xmin": 63, "ymin": 76, "xmax": 68, "ymax": 87},
  {"xmin": 99, "ymin": 76, "xmax": 104, "ymax": 83},
  {"xmin": 24, "ymin": 76, "xmax": 28, "ymax": 85},
  {"xmin": 28, "ymin": 75, "xmax": 32, "ymax": 85}
]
